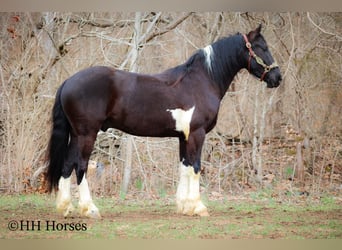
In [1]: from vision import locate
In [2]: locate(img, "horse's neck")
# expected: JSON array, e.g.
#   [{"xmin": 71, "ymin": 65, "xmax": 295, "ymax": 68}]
[{"xmin": 211, "ymin": 35, "xmax": 245, "ymax": 98}]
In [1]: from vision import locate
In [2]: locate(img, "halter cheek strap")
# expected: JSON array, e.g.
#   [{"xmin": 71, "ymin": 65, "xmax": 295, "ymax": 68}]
[{"xmin": 242, "ymin": 34, "xmax": 278, "ymax": 82}]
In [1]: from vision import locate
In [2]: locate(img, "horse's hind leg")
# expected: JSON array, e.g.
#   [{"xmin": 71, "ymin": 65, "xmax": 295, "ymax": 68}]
[
  {"xmin": 56, "ymin": 135, "xmax": 77, "ymax": 217},
  {"xmin": 75, "ymin": 133, "xmax": 101, "ymax": 219},
  {"xmin": 56, "ymin": 176, "xmax": 74, "ymax": 217}
]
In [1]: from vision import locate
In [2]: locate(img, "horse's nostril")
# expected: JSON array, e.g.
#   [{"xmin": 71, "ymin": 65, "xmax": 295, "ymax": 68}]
[{"xmin": 277, "ymin": 74, "xmax": 282, "ymax": 83}]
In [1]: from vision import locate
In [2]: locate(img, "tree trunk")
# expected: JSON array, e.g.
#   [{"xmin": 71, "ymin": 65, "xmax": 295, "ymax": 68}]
[
  {"xmin": 252, "ymin": 86, "xmax": 263, "ymax": 183},
  {"xmin": 120, "ymin": 12, "xmax": 142, "ymax": 197},
  {"xmin": 295, "ymin": 141, "xmax": 305, "ymax": 183}
]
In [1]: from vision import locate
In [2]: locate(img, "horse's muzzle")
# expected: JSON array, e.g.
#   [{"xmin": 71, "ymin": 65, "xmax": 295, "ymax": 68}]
[{"xmin": 266, "ymin": 68, "xmax": 282, "ymax": 88}]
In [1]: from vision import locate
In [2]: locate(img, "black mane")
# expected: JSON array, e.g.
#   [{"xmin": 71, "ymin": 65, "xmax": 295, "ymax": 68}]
[
  {"xmin": 159, "ymin": 33, "xmax": 245, "ymax": 93},
  {"xmin": 173, "ymin": 33, "xmax": 245, "ymax": 94},
  {"xmin": 206, "ymin": 33, "xmax": 245, "ymax": 86}
]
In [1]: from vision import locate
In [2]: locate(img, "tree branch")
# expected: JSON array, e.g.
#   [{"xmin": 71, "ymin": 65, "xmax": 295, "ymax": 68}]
[
  {"xmin": 144, "ymin": 12, "xmax": 194, "ymax": 43},
  {"xmin": 64, "ymin": 16, "xmax": 130, "ymax": 29},
  {"xmin": 306, "ymin": 12, "xmax": 342, "ymax": 41}
]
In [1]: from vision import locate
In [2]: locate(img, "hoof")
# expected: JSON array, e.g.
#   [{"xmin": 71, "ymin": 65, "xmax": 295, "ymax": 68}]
[
  {"xmin": 56, "ymin": 200, "xmax": 75, "ymax": 218},
  {"xmin": 85, "ymin": 209, "xmax": 101, "ymax": 219},
  {"xmin": 193, "ymin": 200, "xmax": 209, "ymax": 217},
  {"xmin": 195, "ymin": 207, "xmax": 209, "ymax": 217},
  {"xmin": 79, "ymin": 202, "xmax": 101, "ymax": 219},
  {"xmin": 177, "ymin": 199, "xmax": 209, "ymax": 217}
]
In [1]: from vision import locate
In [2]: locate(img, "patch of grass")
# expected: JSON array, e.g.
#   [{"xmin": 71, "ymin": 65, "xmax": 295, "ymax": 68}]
[
  {"xmin": 320, "ymin": 194, "xmax": 337, "ymax": 207},
  {"xmin": 135, "ymin": 178, "xmax": 143, "ymax": 191},
  {"xmin": 1, "ymin": 194, "xmax": 341, "ymax": 239}
]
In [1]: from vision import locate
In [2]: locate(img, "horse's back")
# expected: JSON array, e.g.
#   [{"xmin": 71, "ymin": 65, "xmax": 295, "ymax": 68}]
[{"xmin": 62, "ymin": 66, "xmax": 115, "ymax": 94}]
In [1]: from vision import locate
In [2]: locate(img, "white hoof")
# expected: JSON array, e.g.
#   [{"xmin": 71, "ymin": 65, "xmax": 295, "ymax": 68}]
[
  {"xmin": 177, "ymin": 199, "xmax": 209, "ymax": 217},
  {"xmin": 56, "ymin": 199, "xmax": 75, "ymax": 218},
  {"xmin": 56, "ymin": 176, "xmax": 74, "ymax": 217},
  {"xmin": 79, "ymin": 202, "xmax": 101, "ymax": 219}
]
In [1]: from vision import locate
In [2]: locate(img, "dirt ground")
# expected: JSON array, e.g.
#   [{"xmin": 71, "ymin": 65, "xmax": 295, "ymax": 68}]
[{"xmin": 1, "ymin": 194, "xmax": 341, "ymax": 239}]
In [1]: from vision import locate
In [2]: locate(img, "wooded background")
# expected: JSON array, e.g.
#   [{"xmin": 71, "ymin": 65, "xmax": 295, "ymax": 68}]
[{"xmin": 0, "ymin": 12, "xmax": 341, "ymax": 200}]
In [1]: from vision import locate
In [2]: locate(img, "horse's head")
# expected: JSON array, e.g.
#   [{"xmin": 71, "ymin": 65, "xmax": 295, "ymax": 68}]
[{"xmin": 243, "ymin": 24, "xmax": 282, "ymax": 88}]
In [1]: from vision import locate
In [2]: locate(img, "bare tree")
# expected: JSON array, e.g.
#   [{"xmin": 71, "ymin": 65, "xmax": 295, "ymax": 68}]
[{"xmin": 120, "ymin": 12, "xmax": 143, "ymax": 197}]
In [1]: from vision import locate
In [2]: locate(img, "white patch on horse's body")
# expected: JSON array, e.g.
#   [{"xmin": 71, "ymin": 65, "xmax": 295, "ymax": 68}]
[
  {"xmin": 202, "ymin": 45, "xmax": 214, "ymax": 72},
  {"xmin": 176, "ymin": 162, "xmax": 209, "ymax": 216},
  {"xmin": 166, "ymin": 106, "xmax": 195, "ymax": 141},
  {"xmin": 78, "ymin": 175, "xmax": 101, "ymax": 219},
  {"xmin": 56, "ymin": 176, "xmax": 74, "ymax": 217}
]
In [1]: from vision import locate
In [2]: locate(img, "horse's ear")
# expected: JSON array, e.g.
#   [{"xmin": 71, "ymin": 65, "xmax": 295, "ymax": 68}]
[
  {"xmin": 256, "ymin": 23, "xmax": 262, "ymax": 34},
  {"xmin": 247, "ymin": 24, "xmax": 262, "ymax": 41}
]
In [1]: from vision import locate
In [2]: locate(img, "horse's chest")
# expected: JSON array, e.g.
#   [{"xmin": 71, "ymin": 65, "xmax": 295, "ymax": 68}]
[{"xmin": 166, "ymin": 106, "xmax": 195, "ymax": 140}]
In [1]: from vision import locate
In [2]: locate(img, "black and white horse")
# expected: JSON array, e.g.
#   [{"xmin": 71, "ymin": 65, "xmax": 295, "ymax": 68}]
[{"xmin": 46, "ymin": 25, "xmax": 281, "ymax": 218}]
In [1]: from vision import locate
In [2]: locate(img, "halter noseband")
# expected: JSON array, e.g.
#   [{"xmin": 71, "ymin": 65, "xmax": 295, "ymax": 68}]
[{"xmin": 242, "ymin": 34, "xmax": 278, "ymax": 82}]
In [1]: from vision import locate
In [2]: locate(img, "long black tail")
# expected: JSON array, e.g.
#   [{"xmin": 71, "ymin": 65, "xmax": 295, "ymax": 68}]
[{"xmin": 46, "ymin": 83, "xmax": 70, "ymax": 192}]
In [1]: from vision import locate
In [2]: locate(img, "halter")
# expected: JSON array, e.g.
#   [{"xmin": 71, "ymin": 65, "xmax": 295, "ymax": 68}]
[{"xmin": 242, "ymin": 34, "xmax": 278, "ymax": 82}]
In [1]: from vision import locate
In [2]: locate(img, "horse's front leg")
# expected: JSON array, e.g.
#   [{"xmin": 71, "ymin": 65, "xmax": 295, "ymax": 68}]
[
  {"xmin": 177, "ymin": 129, "xmax": 209, "ymax": 217},
  {"xmin": 177, "ymin": 163, "xmax": 209, "ymax": 216}
]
